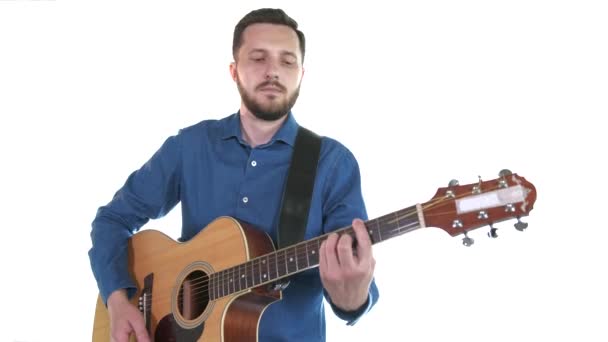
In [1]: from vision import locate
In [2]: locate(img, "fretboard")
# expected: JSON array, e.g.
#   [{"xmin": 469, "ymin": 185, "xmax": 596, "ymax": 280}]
[{"xmin": 209, "ymin": 204, "xmax": 422, "ymax": 300}]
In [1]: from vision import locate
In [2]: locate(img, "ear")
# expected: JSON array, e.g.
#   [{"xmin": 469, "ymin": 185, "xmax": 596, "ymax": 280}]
[{"xmin": 229, "ymin": 62, "xmax": 237, "ymax": 82}]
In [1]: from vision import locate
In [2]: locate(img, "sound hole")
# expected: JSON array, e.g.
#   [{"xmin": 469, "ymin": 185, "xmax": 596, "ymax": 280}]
[{"xmin": 177, "ymin": 270, "xmax": 209, "ymax": 320}]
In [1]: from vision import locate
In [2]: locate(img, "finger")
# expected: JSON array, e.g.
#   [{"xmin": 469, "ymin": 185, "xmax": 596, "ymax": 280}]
[
  {"xmin": 130, "ymin": 310, "xmax": 150, "ymax": 342},
  {"xmin": 319, "ymin": 240, "xmax": 328, "ymax": 276},
  {"xmin": 132, "ymin": 325, "xmax": 150, "ymax": 342},
  {"xmin": 111, "ymin": 327, "xmax": 130, "ymax": 342},
  {"xmin": 336, "ymin": 233, "xmax": 356, "ymax": 270},
  {"xmin": 352, "ymin": 219, "xmax": 373, "ymax": 261},
  {"xmin": 323, "ymin": 233, "xmax": 341, "ymax": 272},
  {"xmin": 134, "ymin": 329, "xmax": 151, "ymax": 342}
]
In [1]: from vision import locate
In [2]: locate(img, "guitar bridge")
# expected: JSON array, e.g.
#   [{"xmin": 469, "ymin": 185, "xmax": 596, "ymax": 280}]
[{"xmin": 138, "ymin": 273, "xmax": 154, "ymax": 335}]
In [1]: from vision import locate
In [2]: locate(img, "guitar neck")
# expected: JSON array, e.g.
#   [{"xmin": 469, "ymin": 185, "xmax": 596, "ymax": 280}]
[{"xmin": 209, "ymin": 204, "xmax": 423, "ymax": 300}]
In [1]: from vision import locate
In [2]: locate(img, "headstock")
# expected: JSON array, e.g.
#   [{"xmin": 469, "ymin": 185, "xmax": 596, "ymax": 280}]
[{"xmin": 422, "ymin": 169, "xmax": 536, "ymax": 246}]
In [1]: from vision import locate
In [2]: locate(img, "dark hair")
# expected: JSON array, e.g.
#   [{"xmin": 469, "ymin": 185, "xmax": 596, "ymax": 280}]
[{"xmin": 233, "ymin": 8, "xmax": 306, "ymax": 62}]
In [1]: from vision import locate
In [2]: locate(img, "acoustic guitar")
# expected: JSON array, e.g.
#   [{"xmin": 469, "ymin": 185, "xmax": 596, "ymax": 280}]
[{"xmin": 92, "ymin": 170, "xmax": 536, "ymax": 341}]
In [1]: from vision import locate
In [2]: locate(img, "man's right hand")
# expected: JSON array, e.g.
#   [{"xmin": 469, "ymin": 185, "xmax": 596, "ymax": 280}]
[{"xmin": 107, "ymin": 289, "xmax": 151, "ymax": 342}]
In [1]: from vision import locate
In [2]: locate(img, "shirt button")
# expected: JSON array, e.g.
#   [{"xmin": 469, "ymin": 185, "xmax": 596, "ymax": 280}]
[
  {"xmin": 242, "ymin": 197, "xmax": 249, "ymax": 203},
  {"xmin": 251, "ymin": 160, "xmax": 257, "ymax": 167}
]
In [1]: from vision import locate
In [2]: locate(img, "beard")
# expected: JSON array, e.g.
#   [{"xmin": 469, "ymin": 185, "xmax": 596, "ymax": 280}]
[{"xmin": 236, "ymin": 76, "xmax": 300, "ymax": 122}]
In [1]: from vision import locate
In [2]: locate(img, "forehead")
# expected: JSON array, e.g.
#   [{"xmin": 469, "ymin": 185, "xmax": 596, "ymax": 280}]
[{"xmin": 240, "ymin": 23, "xmax": 301, "ymax": 57}]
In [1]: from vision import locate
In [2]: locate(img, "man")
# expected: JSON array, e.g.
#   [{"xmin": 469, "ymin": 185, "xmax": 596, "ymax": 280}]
[{"xmin": 89, "ymin": 8, "xmax": 379, "ymax": 342}]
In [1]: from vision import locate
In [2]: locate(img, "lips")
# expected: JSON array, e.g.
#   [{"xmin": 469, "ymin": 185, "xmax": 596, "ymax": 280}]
[
  {"xmin": 259, "ymin": 87, "xmax": 283, "ymax": 93},
  {"xmin": 257, "ymin": 81, "xmax": 286, "ymax": 93}
]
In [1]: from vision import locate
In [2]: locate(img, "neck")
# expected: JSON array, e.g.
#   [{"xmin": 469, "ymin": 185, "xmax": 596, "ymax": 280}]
[
  {"xmin": 209, "ymin": 204, "xmax": 424, "ymax": 300},
  {"xmin": 239, "ymin": 107, "xmax": 288, "ymax": 147}
]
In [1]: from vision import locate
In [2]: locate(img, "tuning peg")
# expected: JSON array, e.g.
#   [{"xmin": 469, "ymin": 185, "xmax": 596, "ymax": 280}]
[
  {"xmin": 499, "ymin": 169, "xmax": 512, "ymax": 177},
  {"xmin": 514, "ymin": 217, "xmax": 528, "ymax": 231},
  {"xmin": 448, "ymin": 179, "xmax": 459, "ymax": 187},
  {"xmin": 487, "ymin": 224, "xmax": 498, "ymax": 238},
  {"xmin": 468, "ymin": 176, "xmax": 483, "ymax": 194},
  {"xmin": 462, "ymin": 232, "xmax": 474, "ymax": 247}
]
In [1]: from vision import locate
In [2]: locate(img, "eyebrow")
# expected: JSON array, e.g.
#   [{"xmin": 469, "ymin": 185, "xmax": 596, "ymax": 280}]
[{"xmin": 248, "ymin": 49, "xmax": 298, "ymax": 60}]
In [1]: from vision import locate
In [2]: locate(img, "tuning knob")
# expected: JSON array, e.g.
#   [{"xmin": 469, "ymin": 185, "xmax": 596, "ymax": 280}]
[
  {"xmin": 487, "ymin": 224, "xmax": 498, "ymax": 238},
  {"xmin": 499, "ymin": 169, "xmax": 512, "ymax": 177},
  {"xmin": 514, "ymin": 217, "xmax": 528, "ymax": 231},
  {"xmin": 448, "ymin": 179, "xmax": 459, "ymax": 187},
  {"xmin": 462, "ymin": 232, "xmax": 474, "ymax": 247}
]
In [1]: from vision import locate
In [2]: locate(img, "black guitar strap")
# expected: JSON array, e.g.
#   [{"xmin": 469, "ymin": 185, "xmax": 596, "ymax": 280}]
[{"xmin": 276, "ymin": 126, "xmax": 322, "ymax": 275}]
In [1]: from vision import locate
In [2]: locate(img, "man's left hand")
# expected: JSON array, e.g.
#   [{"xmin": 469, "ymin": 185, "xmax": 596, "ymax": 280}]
[{"xmin": 319, "ymin": 218, "xmax": 376, "ymax": 311}]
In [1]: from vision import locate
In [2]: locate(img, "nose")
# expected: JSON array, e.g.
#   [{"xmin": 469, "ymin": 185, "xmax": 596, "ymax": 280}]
[
  {"xmin": 265, "ymin": 73, "xmax": 279, "ymax": 81},
  {"xmin": 264, "ymin": 58, "xmax": 280, "ymax": 81}
]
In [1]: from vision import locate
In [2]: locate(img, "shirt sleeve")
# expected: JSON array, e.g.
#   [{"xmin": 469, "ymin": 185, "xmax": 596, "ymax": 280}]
[
  {"xmin": 321, "ymin": 146, "xmax": 380, "ymax": 325},
  {"xmin": 88, "ymin": 133, "xmax": 182, "ymax": 305}
]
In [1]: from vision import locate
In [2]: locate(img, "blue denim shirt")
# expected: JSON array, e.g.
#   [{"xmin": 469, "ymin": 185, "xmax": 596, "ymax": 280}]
[{"xmin": 89, "ymin": 112, "xmax": 379, "ymax": 341}]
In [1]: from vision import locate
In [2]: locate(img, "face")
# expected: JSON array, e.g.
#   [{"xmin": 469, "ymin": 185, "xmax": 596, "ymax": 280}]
[{"xmin": 230, "ymin": 23, "xmax": 304, "ymax": 121}]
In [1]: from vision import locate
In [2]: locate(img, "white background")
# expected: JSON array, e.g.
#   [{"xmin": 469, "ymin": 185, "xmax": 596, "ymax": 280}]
[{"xmin": 1, "ymin": 1, "xmax": 607, "ymax": 341}]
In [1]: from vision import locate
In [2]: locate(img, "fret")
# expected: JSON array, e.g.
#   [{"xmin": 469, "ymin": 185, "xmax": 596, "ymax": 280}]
[
  {"xmin": 401, "ymin": 206, "xmax": 422, "ymax": 233},
  {"xmin": 246, "ymin": 260, "xmax": 253, "ymax": 288},
  {"xmin": 216, "ymin": 273, "xmax": 221, "ymax": 299},
  {"xmin": 378, "ymin": 212, "xmax": 399, "ymax": 241},
  {"xmin": 269, "ymin": 253, "xmax": 278, "ymax": 281},
  {"xmin": 209, "ymin": 273, "xmax": 214, "ymax": 300},
  {"xmin": 368, "ymin": 218, "xmax": 381, "ymax": 244},
  {"xmin": 375, "ymin": 219, "xmax": 383, "ymax": 243},
  {"xmin": 396, "ymin": 206, "xmax": 419, "ymax": 232},
  {"xmin": 377, "ymin": 206, "xmax": 420, "ymax": 240},
  {"xmin": 283, "ymin": 248, "xmax": 289, "ymax": 276},
  {"xmin": 294, "ymin": 244, "xmax": 306, "ymax": 270},
  {"xmin": 261, "ymin": 256, "xmax": 269, "ymax": 283},
  {"xmin": 286, "ymin": 246, "xmax": 297, "ymax": 274},
  {"xmin": 225, "ymin": 268, "xmax": 230, "ymax": 296},
  {"xmin": 251, "ymin": 258, "xmax": 261, "ymax": 286},
  {"xmin": 215, "ymin": 271, "xmax": 220, "ymax": 298},
  {"xmin": 229, "ymin": 267, "xmax": 235, "ymax": 295},
  {"xmin": 306, "ymin": 239, "xmax": 320, "ymax": 266},
  {"xmin": 304, "ymin": 243, "xmax": 310, "ymax": 268},
  {"xmin": 237, "ymin": 263, "xmax": 244, "ymax": 292},
  {"xmin": 257, "ymin": 258, "xmax": 264, "ymax": 285},
  {"xmin": 295, "ymin": 246, "xmax": 299, "ymax": 270},
  {"xmin": 213, "ymin": 272, "xmax": 218, "ymax": 298},
  {"xmin": 242, "ymin": 262, "xmax": 248, "ymax": 288},
  {"xmin": 227, "ymin": 268, "xmax": 232, "ymax": 296},
  {"xmin": 223, "ymin": 270, "xmax": 228, "ymax": 297},
  {"xmin": 218, "ymin": 270, "xmax": 223, "ymax": 298},
  {"xmin": 277, "ymin": 249, "xmax": 287, "ymax": 278}
]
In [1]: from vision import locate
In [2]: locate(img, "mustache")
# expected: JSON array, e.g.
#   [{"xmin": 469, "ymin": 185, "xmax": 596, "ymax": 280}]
[{"xmin": 256, "ymin": 81, "xmax": 286, "ymax": 92}]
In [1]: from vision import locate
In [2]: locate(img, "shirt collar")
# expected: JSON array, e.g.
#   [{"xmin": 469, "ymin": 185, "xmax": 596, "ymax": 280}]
[{"xmin": 221, "ymin": 111, "xmax": 299, "ymax": 147}]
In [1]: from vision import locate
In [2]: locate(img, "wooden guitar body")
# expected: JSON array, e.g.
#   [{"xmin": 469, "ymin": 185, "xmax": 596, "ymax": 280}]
[
  {"xmin": 92, "ymin": 171, "xmax": 537, "ymax": 342},
  {"xmin": 92, "ymin": 217, "xmax": 281, "ymax": 342}
]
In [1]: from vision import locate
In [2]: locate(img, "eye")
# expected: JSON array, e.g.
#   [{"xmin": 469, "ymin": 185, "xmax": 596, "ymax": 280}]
[
  {"xmin": 252, "ymin": 57, "xmax": 265, "ymax": 62},
  {"xmin": 282, "ymin": 59, "xmax": 297, "ymax": 67}
]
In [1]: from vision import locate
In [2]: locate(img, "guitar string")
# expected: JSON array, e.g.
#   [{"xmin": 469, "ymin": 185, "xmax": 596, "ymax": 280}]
[
  {"xmin": 144, "ymin": 194, "xmax": 455, "ymax": 308},
  {"xmin": 147, "ymin": 218, "xmax": 424, "ymax": 310},
  {"xmin": 143, "ymin": 183, "xmax": 513, "ymax": 308},
  {"xmin": 157, "ymin": 186, "xmax": 498, "ymax": 308},
  {"xmin": 184, "ymin": 180, "xmax": 520, "ymax": 300},
  {"xmin": 181, "ymin": 220, "xmax": 421, "ymax": 304},
  {"xmin": 185, "ymin": 189, "xmax": 456, "ymax": 295},
  {"xmin": 146, "ymin": 189, "xmax": 482, "ymax": 309}
]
